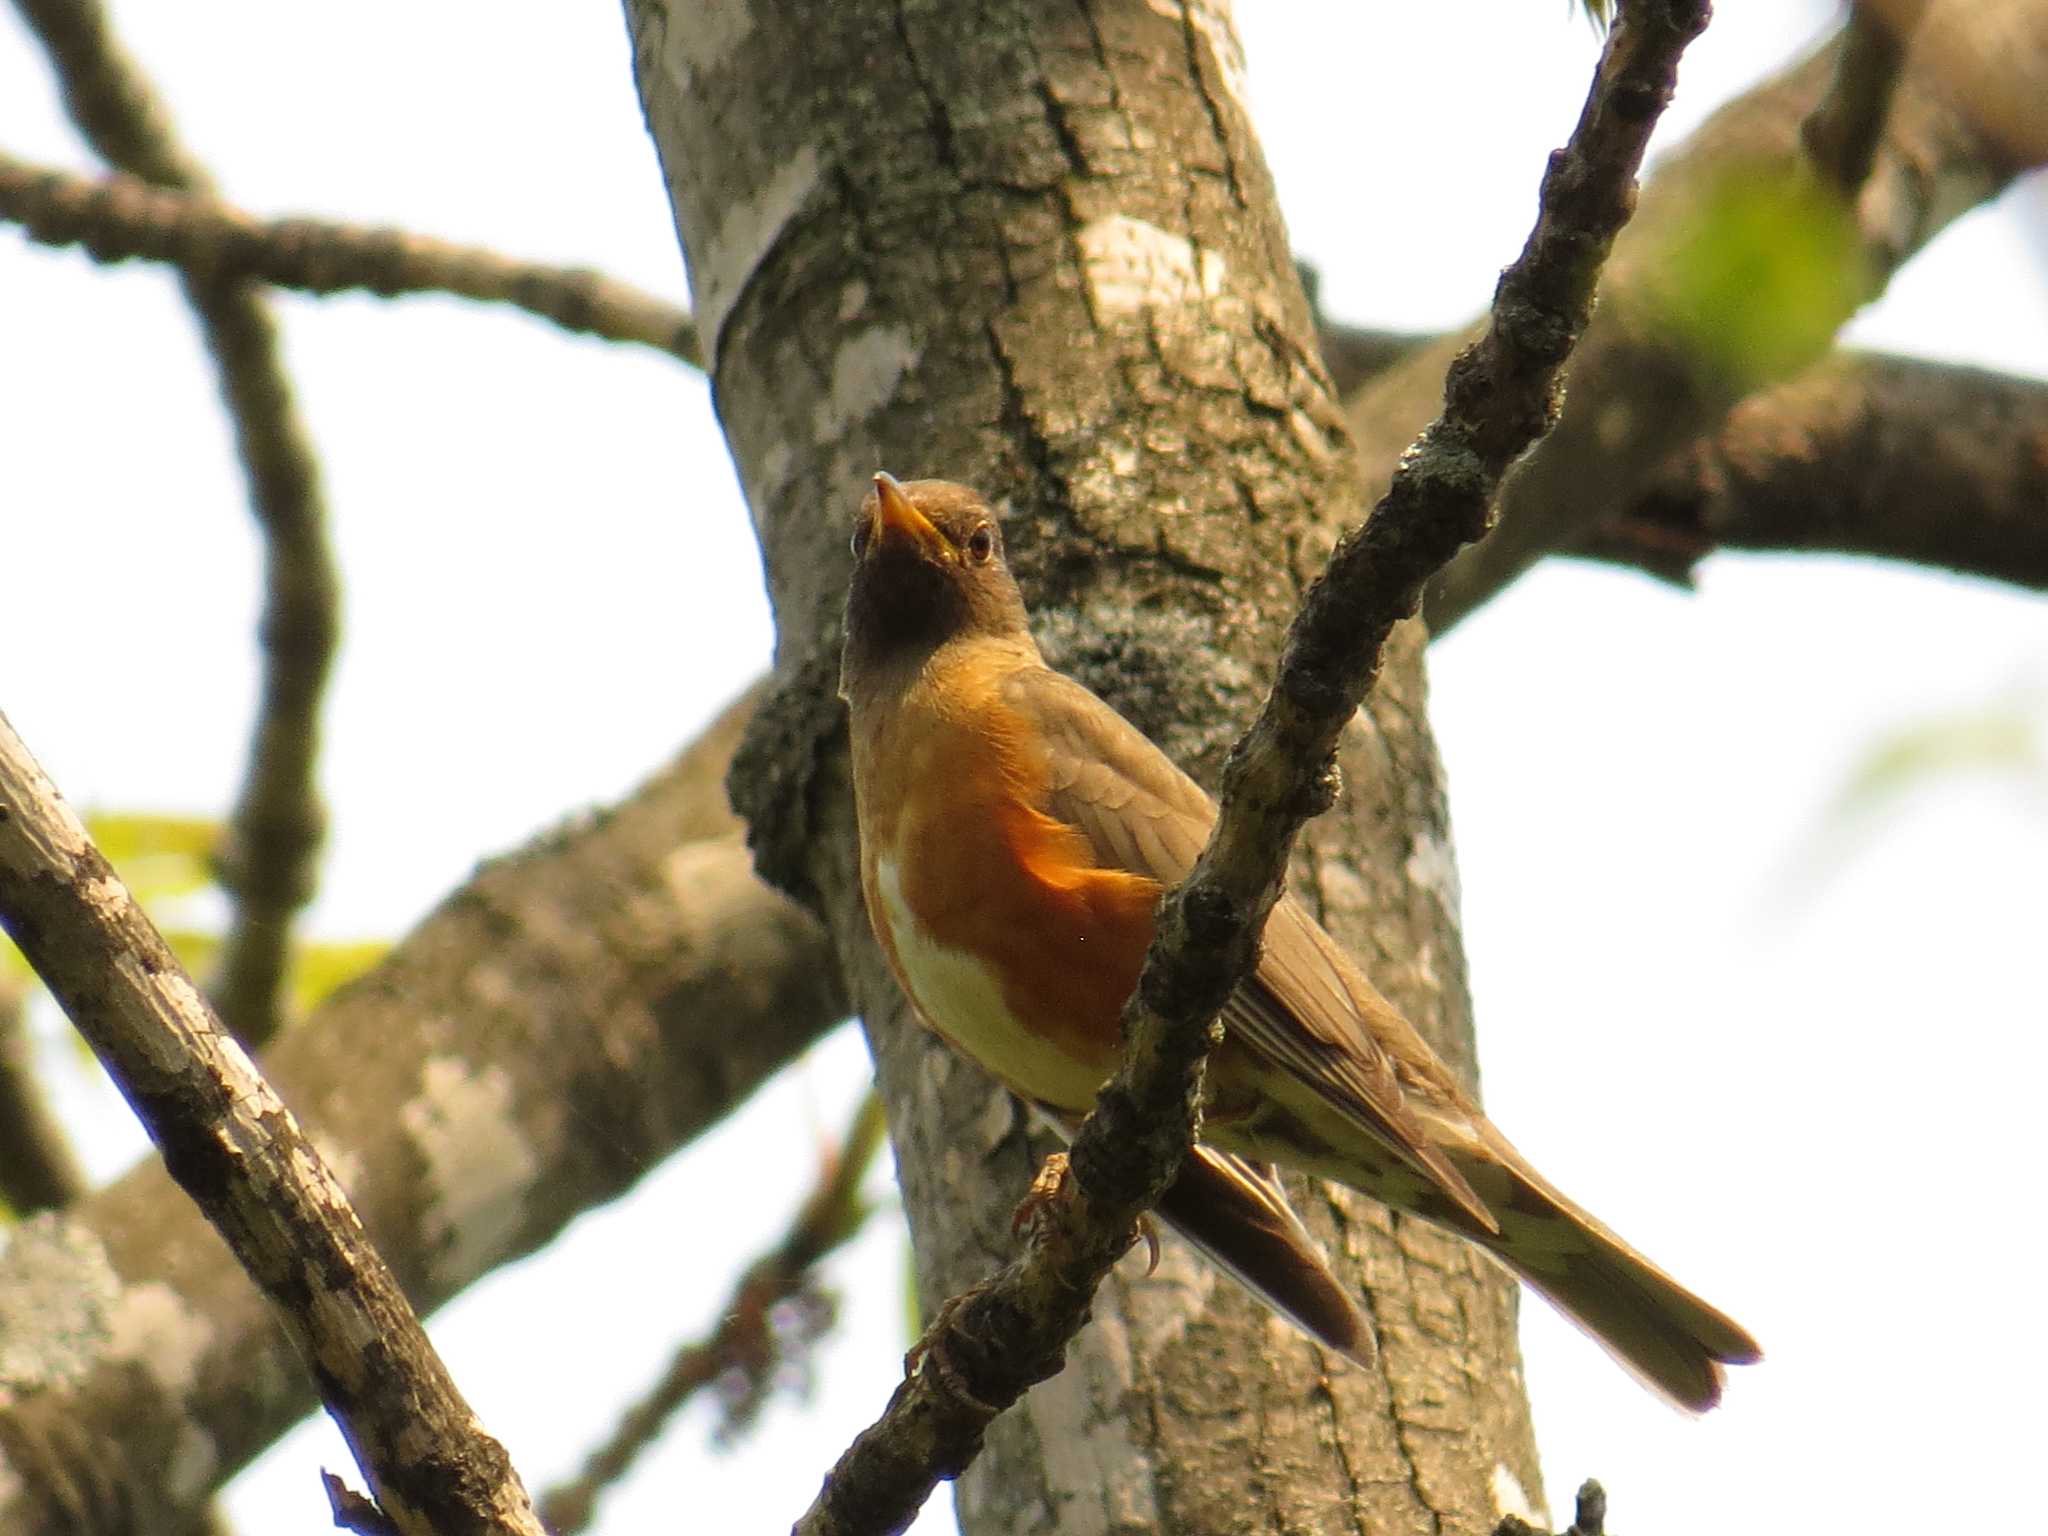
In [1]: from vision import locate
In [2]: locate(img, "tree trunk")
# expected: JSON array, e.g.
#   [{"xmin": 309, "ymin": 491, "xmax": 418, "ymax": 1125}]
[{"xmin": 627, "ymin": 2, "xmax": 1543, "ymax": 1530}]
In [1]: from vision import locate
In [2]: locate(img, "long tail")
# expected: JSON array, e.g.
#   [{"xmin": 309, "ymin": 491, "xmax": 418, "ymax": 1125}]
[{"xmin": 1464, "ymin": 1131, "xmax": 1762, "ymax": 1413}]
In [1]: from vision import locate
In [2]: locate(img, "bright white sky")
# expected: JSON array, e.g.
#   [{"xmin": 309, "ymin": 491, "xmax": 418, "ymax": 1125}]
[{"xmin": 2, "ymin": 3, "xmax": 2044, "ymax": 1534}]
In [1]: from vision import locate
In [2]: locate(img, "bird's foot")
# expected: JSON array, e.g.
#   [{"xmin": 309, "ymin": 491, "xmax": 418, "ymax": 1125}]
[{"xmin": 1010, "ymin": 1150, "xmax": 1071, "ymax": 1239}]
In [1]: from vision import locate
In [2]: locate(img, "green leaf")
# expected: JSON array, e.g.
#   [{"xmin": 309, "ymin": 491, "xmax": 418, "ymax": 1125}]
[
  {"xmin": 288, "ymin": 939, "xmax": 392, "ymax": 1014},
  {"xmin": 84, "ymin": 812, "xmax": 223, "ymax": 902},
  {"xmin": 1833, "ymin": 702, "xmax": 2046, "ymax": 819},
  {"xmin": 1645, "ymin": 163, "xmax": 1865, "ymax": 390}
]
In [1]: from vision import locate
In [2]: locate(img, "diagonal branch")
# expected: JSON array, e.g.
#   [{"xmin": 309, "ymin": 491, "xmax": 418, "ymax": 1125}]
[
  {"xmin": 793, "ymin": 3, "xmax": 1708, "ymax": 1530},
  {"xmin": 0, "ymin": 149, "xmax": 705, "ymax": 365},
  {"xmin": 14, "ymin": 0, "xmax": 339, "ymax": 1047},
  {"xmin": 0, "ymin": 686, "xmax": 846, "ymax": 1536},
  {"xmin": 0, "ymin": 711, "xmax": 547, "ymax": 1536}
]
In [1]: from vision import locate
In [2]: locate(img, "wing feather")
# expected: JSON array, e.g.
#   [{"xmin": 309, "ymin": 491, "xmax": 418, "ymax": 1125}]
[{"xmin": 1005, "ymin": 666, "xmax": 1495, "ymax": 1232}]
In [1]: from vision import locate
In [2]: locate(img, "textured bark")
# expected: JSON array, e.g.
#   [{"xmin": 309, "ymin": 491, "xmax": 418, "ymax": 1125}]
[
  {"xmin": 630, "ymin": 2, "xmax": 1539, "ymax": 1532},
  {"xmin": 1379, "ymin": 3, "xmax": 2047, "ymax": 632},
  {"xmin": 0, "ymin": 690, "xmax": 844, "ymax": 1536}
]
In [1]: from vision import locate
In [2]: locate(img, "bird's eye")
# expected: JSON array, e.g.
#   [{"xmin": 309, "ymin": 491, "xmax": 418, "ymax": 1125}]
[
  {"xmin": 850, "ymin": 518, "xmax": 872, "ymax": 559},
  {"xmin": 965, "ymin": 525, "xmax": 995, "ymax": 564}
]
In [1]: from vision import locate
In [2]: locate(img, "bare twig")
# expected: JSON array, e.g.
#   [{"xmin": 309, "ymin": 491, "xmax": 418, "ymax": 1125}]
[
  {"xmin": 14, "ymin": 0, "xmax": 339, "ymax": 1047},
  {"xmin": 323, "ymin": 1473, "xmax": 402, "ymax": 1536},
  {"xmin": 1801, "ymin": 1, "xmax": 1922, "ymax": 194},
  {"xmin": 0, "ymin": 711, "xmax": 546, "ymax": 1536},
  {"xmin": 793, "ymin": 4, "xmax": 1708, "ymax": 1531},
  {"xmin": 0, "ymin": 970, "xmax": 88, "ymax": 1213},
  {"xmin": 1496, "ymin": 1479, "xmax": 1609, "ymax": 1536},
  {"xmin": 539, "ymin": 1094, "xmax": 887, "ymax": 1535},
  {"xmin": 0, "ymin": 150, "xmax": 704, "ymax": 365}
]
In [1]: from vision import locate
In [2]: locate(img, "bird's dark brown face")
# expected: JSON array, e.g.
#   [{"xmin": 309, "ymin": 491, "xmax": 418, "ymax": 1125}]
[{"xmin": 841, "ymin": 474, "xmax": 1031, "ymax": 694}]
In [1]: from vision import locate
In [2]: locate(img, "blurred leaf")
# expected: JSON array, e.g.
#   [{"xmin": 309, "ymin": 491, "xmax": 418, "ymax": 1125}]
[
  {"xmin": 288, "ymin": 939, "xmax": 391, "ymax": 1014},
  {"xmin": 1832, "ymin": 700, "xmax": 2046, "ymax": 820},
  {"xmin": 1647, "ymin": 162, "xmax": 1865, "ymax": 388},
  {"xmin": 84, "ymin": 811, "xmax": 222, "ymax": 903},
  {"xmin": 158, "ymin": 926, "xmax": 223, "ymax": 981},
  {"xmin": 1770, "ymin": 692, "xmax": 2048, "ymax": 919}
]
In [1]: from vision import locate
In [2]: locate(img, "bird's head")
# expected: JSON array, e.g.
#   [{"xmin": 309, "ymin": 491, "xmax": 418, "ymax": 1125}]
[{"xmin": 841, "ymin": 473, "xmax": 1032, "ymax": 701}]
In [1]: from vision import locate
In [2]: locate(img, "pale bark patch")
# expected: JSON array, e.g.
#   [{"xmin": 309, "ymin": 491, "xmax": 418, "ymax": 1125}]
[
  {"xmin": 107, "ymin": 1280, "xmax": 214, "ymax": 1397},
  {"xmin": 1030, "ymin": 1334, "xmax": 1161, "ymax": 1535},
  {"xmin": 400, "ymin": 1057, "xmax": 538, "ymax": 1291},
  {"xmin": 1076, "ymin": 214, "xmax": 1227, "ymax": 318},
  {"xmin": 0, "ymin": 1217, "xmax": 119, "ymax": 1393},
  {"xmin": 691, "ymin": 146, "xmax": 822, "ymax": 359},
  {"xmin": 1143, "ymin": 0, "xmax": 1251, "ymax": 113},
  {"xmin": 164, "ymin": 1420, "xmax": 221, "ymax": 1507},
  {"xmin": 666, "ymin": 0, "xmax": 755, "ymax": 87},
  {"xmin": 813, "ymin": 325, "xmax": 921, "ymax": 443},
  {"xmin": 1404, "ymin": 830, "xmax": 1463, "ymax": 917},
  {"xmin": 1491, "ymin": 1461, "xmax": 1547, "ymax": 1528}
]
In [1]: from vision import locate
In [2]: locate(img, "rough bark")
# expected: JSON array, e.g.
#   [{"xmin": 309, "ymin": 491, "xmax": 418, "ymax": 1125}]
[
  {"xmin": 630, "ymin": 2, "xmax": 1540, "ymax": 1532},
  {"xmin": 0, "ymin": 690, "xmax": 843, "ymax": 1536}
]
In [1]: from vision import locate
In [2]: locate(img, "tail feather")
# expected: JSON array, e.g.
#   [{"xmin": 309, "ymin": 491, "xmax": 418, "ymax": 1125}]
[
  {"xmin": 1154, "ymin": 1147, "xmax": 1377, "ymax": 1368},
  {"xmin": 1474, "ymin": 1137, "xmax": 1762, "ymax": 1413}
]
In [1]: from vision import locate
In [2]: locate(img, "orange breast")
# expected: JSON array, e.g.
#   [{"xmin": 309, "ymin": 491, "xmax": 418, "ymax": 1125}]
[{"xmin": 853, "ymin": 654, "xmax": 1160, "ymax": 1113}]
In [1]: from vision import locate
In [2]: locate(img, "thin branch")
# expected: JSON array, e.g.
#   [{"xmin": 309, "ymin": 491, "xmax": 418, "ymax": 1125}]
[
  {"xmin": 0, "ymin": 710, "xmax": 545, "ymax": 1536},
  {"xmin": 0, "ymin": 970, "xmax": 88, "ymax": 1214},
  {"xmin": 539, "ymin": 1094, "xmax": 887, "ymax": 1536},
  {"xmin": 792, "ymin": 4, "xmax": 1708, "ymax": 1531},
  {"xmin": 1800, "ymin": 1, "xmax": 1922, "ymax": 194},
  {"xmin": 14, "ymin": 0, "xmax": 340, "ymax": 1047},
  {"xmin": 0, "ymin": 149, "xmax": 705, "ymax": 365},
  {"xmin": 1576, "ymin": 349, "xmax": 2048, "ymax": 590}
]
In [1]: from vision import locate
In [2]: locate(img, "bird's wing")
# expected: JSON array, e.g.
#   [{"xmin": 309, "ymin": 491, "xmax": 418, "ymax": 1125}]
[{"xmin": 1003, "ymin": 665, "xmax": 1494, "ymax": 1232}]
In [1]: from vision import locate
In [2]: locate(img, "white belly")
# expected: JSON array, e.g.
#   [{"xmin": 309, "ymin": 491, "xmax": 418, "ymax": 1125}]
[{"xmin": 873, "ymin": 856, "xmax": 1103, "ymax": 1109}]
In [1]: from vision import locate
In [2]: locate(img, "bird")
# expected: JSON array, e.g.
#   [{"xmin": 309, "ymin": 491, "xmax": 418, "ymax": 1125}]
[{"xmin": 841, "ymin": 472, "xmax": 1760, "ymax": 1410}]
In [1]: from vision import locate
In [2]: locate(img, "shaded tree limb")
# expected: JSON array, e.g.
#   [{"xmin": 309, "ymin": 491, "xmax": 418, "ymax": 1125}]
[
  {"xmin": 1801, "ymin": 0, "xmax": 1921, "ymax": 195},
  {"xmin": 0, "ymin": 971, "xmax": 88, "ymax": 1215},
  {"xmin": 0, "ymin": 713, "xmax": 546, "ymax": 1536},
  {"xmin": 1578, "ymin": 350, "xmax": 2048, "ymax": 589},
  {"xmin": 791, "ymin": 3, "xmax": 1706, "ymax": 1531},
  {"xmin": 0, "ymin": 687, "xmax": 847, "ymax": 1536},
  {"xmin": 0, "ymin": 149, "xmax": 704, "ymax": 366},
  {"xmin": 538, "ymin": 1093, "xmax": 887, "ymax": 1536},
  {"xmin": 13, "ymin": 0, "xmax": 339, "ymax": 1047},
  {"xmin": 1312, "ymin": 290, "xmax": 2048, "ymax": 594},
  {"xmin": 1393, "ymin": 1, "xmax": 2048, "ymax": 633}
]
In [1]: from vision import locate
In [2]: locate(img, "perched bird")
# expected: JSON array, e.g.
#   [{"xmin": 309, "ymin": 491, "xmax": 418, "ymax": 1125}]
[{"xmin": 842, "ymin": 473, "xmax": 1759, "ymax": 1410}]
